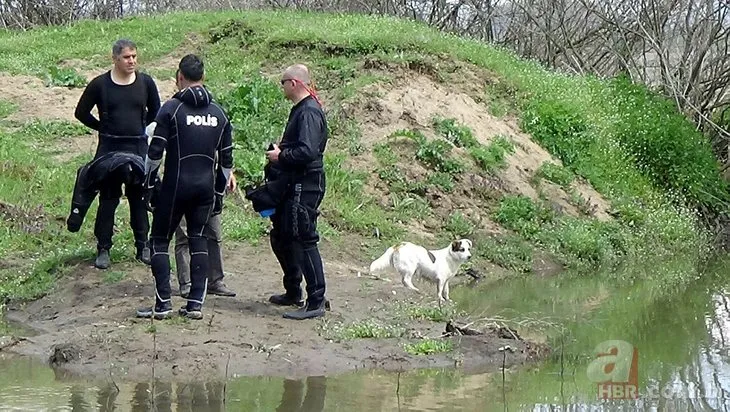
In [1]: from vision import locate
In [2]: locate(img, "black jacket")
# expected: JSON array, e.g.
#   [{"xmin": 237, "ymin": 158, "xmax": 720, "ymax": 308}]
[
  {"xmin": 278, "ymin": 95, "xmax": 328, "ymax": 174},
  {"xmin": 66, "ymin": 152, "xmax": 145, "ymax": 232}
]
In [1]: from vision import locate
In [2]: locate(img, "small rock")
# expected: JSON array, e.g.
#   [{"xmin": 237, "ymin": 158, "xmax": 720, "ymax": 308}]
[{"xmin": 49, "ymin": 343, "xmax": 81, "ymax": 365}]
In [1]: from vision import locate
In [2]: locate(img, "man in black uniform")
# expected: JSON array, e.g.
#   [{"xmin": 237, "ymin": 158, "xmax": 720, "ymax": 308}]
[
  {"xmin": 265, "ymin": 64, "xmax": 329, "ymax": 320},
  {"xmin": 136, "ymin": 54, "xmax": 233, "ymax": 320},
  {"xmin": 73, "ymin": 38, "xmax": 160, "ymax": 269}
]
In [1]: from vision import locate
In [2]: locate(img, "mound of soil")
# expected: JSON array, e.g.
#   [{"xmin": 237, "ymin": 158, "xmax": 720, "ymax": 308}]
[{"xmin": 349, "ymin": 73, "xmax": 611, "ymax": 223}]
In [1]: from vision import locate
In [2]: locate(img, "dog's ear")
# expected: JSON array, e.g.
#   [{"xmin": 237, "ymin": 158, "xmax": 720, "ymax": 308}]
[{"xmin": 451, "ymin": 240, "xmax": 461, "ymax": 252}]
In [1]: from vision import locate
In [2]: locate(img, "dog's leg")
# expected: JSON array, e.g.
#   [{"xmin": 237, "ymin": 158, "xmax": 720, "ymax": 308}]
[
  {"xmin": 437, "ymin": 278, "xmax": 446, "ymax": 303},
  {"xmin": 401, "ymin": 269, "xmax": 420, "ymax": 292},
  {"xmin": 444, "ymin": 281, "xmax": 451, "ymax": 302}
]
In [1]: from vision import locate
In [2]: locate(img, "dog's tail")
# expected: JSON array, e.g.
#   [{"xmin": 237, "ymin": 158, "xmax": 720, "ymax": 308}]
[{"xmin": 369, "ymin": 246, "xmax": 395, "ymax": 275}]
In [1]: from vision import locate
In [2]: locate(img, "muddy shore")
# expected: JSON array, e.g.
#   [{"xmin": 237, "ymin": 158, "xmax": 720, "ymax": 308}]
[{"xmin": 1, "ymin": 238, "xmax": 548, "ymax": 383}]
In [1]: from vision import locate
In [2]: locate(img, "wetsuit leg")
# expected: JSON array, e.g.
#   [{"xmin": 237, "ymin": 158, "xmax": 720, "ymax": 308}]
[
  {"xmin": 291, "ymin": 188, "xmax": 326, "ymax": 308},
  {"xmin": 94, "ymin": 179, "xmax": 123, "ymax": 251},
  {"xmin": 125, "ymin": 183, "xmax": 150, "ymax": 251},
  {"xmin": 270, "ymin": 213, "xmax": 303, "ymax": 300},
  {"xmin": 149, "ymin": 195, "xmax": 184, "ymax": 305},
  {"xmin": 184, "ymin": 201, "xmax": 214, "ymax": 306}
]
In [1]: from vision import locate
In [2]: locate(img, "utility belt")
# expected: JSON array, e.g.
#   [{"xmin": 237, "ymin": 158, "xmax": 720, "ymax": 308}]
[{"xmin": 280, "ymin": 183, "xmax": 319, "ymax": 240}]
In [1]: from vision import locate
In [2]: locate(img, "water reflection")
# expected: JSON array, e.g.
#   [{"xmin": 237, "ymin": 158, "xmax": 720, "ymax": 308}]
[{"xmin": 276, "ymin": 376, "xmax": 326, "ymax": 412}]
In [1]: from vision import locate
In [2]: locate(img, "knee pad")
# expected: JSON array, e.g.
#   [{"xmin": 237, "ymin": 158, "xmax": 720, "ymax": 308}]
[
  {"xmin": 188, "ymin": 236, "xmax": 208, "ymax": 254},
  {"xmin": 150, "ymin": 237, "xmax": 170, "ymax": 256}
]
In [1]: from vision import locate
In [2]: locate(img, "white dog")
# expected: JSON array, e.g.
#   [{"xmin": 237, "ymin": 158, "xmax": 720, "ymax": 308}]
[{"xmin": 369, "ymin": 239, "xmax": 473, "ymax": 302}]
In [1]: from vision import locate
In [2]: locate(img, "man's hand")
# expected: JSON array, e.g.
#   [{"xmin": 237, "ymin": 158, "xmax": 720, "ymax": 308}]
[
  {"xmin": 266, "ymin": 144, "xmax": 281, "ymax": 163},
  {"xmin": 142, "ymin": 185, "xmax": 155, "ymax": 212},
  {"xmin": 227, "ymin": 173, "xmax": 237, "ymax": 193}
]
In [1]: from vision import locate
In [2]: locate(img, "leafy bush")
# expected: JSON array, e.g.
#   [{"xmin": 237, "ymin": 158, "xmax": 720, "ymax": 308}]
[
  {"xmin": 44, "ymin": 66, "xmax": 86, "ymax": 88},
  {"xmin": 521, "ymin": 99, "xmax": 592, "ymax": 168},
  {"xmin": 606, "ymin": 76, "xmax": 729, "ymax": 210},
  {"xmin": 536, "ymin": 161, "xmax": 574, "ymax": 188},
  {"xmin": 445, "ymin": 211, "xmax": 474, "ymax": 237},
  {"xmin": 493, "ymin": 195, "xmax": 554, "ymax": 239},
  {"xmin": 432, "ymin": 117, "xmax": 479, "ymax": 148},
  {"xmin": 414, "ymin": 138, "xmax": 465, "ymax": 174},
  {"xmin": 469, "ymin": 135, "xmax": 515, "ymax": 172},
  {"xmin": 477, "ymin": 235, "xmax": 533, "ymax": 273},
  {"xmin": 216, "ymin": 75, "xmax": 290, "ymax": 186}
]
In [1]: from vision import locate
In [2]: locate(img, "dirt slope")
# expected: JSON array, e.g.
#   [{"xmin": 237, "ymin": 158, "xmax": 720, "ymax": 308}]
[{"xmin": 351, "ymin": 72, "xmax": 611, "ymax": 223}]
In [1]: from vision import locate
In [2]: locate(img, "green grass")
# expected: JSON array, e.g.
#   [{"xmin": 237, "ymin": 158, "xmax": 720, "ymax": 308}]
[
  {"xmin": 322, "ymin": 319, "xmax": 407, "ymax": 341},
  {"xmin": 404, "ymin": 339, "xmax": 453, "ymax": 355},
  {"xmin": 535, "ymin": 161, "xmax": 574, "ymax": 188},
  {"xmin": 44, "ymin": 66, "xmax": 87, "ymax": 88},
  {"xmin": 477, "ymin": 234, "xmax": 533, "ymax": 273},
  {"xmin": 469, "ymin": 135, "xmax": 515, "ymax": 172},
  {"xmin": 398, "ymin": 302, "xmax": 462, "ymax": 322}
]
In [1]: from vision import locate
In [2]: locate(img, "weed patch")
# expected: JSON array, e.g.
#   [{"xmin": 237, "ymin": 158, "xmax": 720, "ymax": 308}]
[
  {"xmin": 469, "ymin": 135, "xmax": 515, "ymax": 172},
  {"xmin": 477, "ymin": 234, "xmax": 533, "ymax": 273},
  {"xmin": 444, "ymin": 211, "xmax": 474, "ymax": 238},
  {"xmin": 399, "ymin": 303, "xmax": 462, "ymax": 322},
  {"xmin": 404, "ymin": 338, "xmax": 453, "ymax": 355},
  {"xmin": 433, "ymin": 117, "xmax": 478, "ymax": 148},
  {"xmin": 44, "ymin": 66, "xmax": 86, "ymax": 88},
  {"xmin": 494, "ymin": 195, "xmax": 555, "ymax": 240},
  {"xmin": 216, "ymin": 75, "xmax": 290, "ymax": 187},
  {"xmin": 323, "ymin": 319, "xmax": 406, "ymax": 341},
  {"xmin": 536, "ymin": 161, "xmax": 574, "ymax": 188}
]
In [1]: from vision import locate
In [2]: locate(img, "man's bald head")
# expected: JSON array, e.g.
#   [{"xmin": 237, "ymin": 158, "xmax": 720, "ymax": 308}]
[{"xmin": 283, "ymin": 64, "xmax": 311, "ymax": 85}]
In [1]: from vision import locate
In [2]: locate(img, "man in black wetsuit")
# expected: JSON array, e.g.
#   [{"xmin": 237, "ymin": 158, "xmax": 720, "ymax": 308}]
[
  {"xmin": 136, "ymin": 54, "xmax": 233, "ymax": 320},
  {"xmin": 73, "ymin": 38, "xmax": 160, "ymax": 269},
  {"xmin": 265, "ymin": 64, "xmax": 329, "ymax": 320}
]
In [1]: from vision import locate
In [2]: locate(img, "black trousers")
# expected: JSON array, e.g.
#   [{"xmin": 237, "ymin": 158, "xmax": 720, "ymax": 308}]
[
  {"xmin": 269, "ymin": 173, "xmax": 326, "ymax": 307},
  {"xmin": 94, "ymin": 164, "xmax": 149, "ymax": 252},
  {"xmin": 149, "ymin": 192, "xmax": 214, "ymax": 307}
]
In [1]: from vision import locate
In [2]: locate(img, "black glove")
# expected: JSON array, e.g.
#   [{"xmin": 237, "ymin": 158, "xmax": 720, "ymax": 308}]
[
  {"xmin": 212, "ymin": 193, "xmax": 224, "ymax": 216},
  {"xmin": 142, "ymin": 176, "xmax": 160, "ymax": 213},
  {"xmin": 141, "ymin": 185, "xmax": 153, "ymax": 212}
]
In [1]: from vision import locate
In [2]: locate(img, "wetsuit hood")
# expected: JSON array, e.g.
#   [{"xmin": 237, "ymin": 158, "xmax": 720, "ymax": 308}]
[{"xmin": 174, "ymin": 85, "xmax": 213, "ymax": 107}]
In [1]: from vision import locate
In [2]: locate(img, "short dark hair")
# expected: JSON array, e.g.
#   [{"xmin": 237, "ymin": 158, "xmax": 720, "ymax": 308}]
[
  {"xmin": 112, "ymin": 39, "xmax": 136, "ymax": 57},
  {"xmin": 178, "ymin": 54, "xmax": 204, "ymax": 82}
]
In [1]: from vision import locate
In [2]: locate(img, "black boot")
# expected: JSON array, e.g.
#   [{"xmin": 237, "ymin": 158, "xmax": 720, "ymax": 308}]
[
  {"xmin": 269, "ymin": 293, "xmax": 304, "ymax": 307},
  {"xmin": 283, "ymin": 299, "xmax": 330, "ymax": 320},
  {"xmin": 95, "ymin": 249, "xmax": 111, "ymax": 269}
]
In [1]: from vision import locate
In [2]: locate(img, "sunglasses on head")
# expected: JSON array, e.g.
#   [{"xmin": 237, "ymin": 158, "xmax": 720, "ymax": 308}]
[{"xmin": 280, "ymin": 78, "xmax": 297, "ymax": 85}]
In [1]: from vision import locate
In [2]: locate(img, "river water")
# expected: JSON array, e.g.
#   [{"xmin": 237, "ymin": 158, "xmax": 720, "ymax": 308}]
[{"xmin": 1, "ymin": 256, "xmax": 730, "ymax": 411}]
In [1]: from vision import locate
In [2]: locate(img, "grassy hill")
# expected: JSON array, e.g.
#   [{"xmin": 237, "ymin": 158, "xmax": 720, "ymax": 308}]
[{"xmin": 0, "ymin": 10, "xmax": 726, "ymax": 304}]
